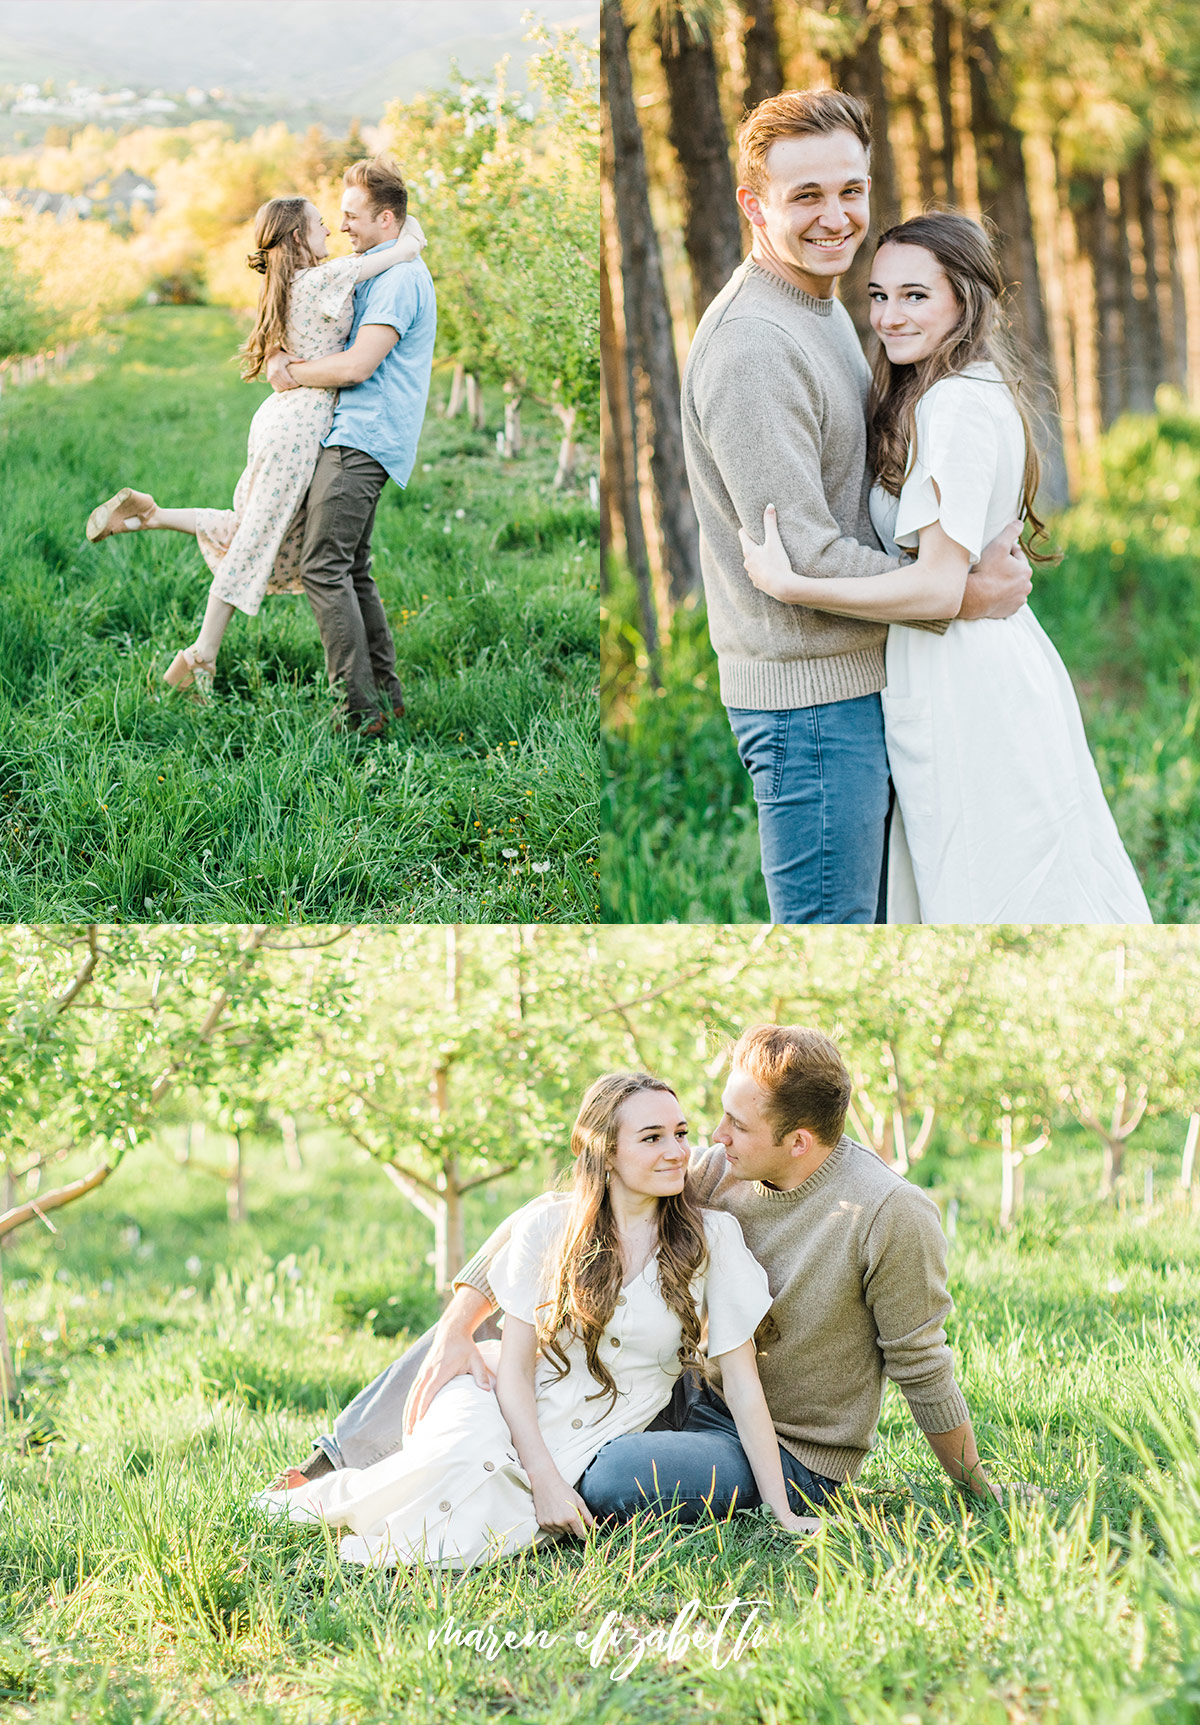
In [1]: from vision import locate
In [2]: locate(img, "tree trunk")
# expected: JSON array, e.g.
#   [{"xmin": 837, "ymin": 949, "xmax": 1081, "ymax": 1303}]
[
  {"xmin": 740, "ymin": 0, "xmax": 784, "ymax": 112},
  {"xmin": 500, "ymin": 383, "xmax": 522, "ymax": 458},
  {"xmin": 227, "ymin": 1133, "xmax": 245, "ymax": 1225},
  {"xmin": 1081, "ymin": 175, "xmax": 1126, "ymax": 428},
  {"xmin": 1161, "ymin": 181, "xmax": 1187, "ymax": 393},
  {"xmin": 831, "ymin": 1, "xmax": 900, "ymax": 345},
  {"xmin": 0, "ymin": 1251, "xmax": 15, "ymax": 1405},
  {"xmin": 1100, "ymin": 1134, "xmax": 1123, "ymax": 1199},
  {"xmin": 600, "ymin": 205, "xmax": 660, "ymax": 662},
  {"xmin": 603, "ymin": 0, "xmax": 703, "ymax": 601},
  {"xmin": 281, "ymin": 1113, "xmax": 302, "ymax": 1172},
  {"xmin": 445, "ymin": 360, "xmax": 466, "ymax": 418},
  {"xmin": 656, "ymin": 8, "xmax": 744, "ymax": 321},
  {"xmin": 465, "ymin": 373, "xmax": 485, "ymax": 430},
  {"xmin": 930, "ymin": 0, "xmax": 957, "ymax": 204},
  {"xmin": 966, "ymin": 18, "xmax": 1069, "ymax": 507},
  {"xmin": 552, "ymin": 403, "xmax": 578, "ymax": 488},
  {"xmin": 0, "ymin": 1170, "xmax": 12, "ymax": 1252},
  {"xmin": 1118, "ymin": 156, "xmax": 1157, "ymax": 414},
  {"xmin": 1170, "ymin": 182, "xmax": 1200, "ymax": 408},
  {"xmin": 999, "ymin": 1140, "xmax": 1017, "ymax": 1231},
  {"xmin": 1180, "ymin": 1111, "xmax": 1199, "ymax": 1193}
]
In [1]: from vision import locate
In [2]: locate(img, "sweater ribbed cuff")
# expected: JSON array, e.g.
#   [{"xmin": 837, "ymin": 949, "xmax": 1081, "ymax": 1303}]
[
  {"xmin": 897, "ymin": 617, "xmax": 951, "ymax": 636},
  {"xmin": 452, "ymin": 1248, "xmax": 496, "ymax": 1307},
  {"xmin": 779, "ymin": 1436, "xmax": 868, "ymax": 1484},
  {"xmin": 903, "ymin": 1384, "xmax": 971, "ymax": 1434},
  {"xmin": 719, "ymin": 644, "xmax": 886, "ymax": 711}
]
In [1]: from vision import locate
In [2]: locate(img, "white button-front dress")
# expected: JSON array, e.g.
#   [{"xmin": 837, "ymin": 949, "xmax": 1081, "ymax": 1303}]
[
  {"xmin": 872, "ymin": 362, "xmax": 1152, "ymax": 924},
  {"xmin": 253, "ymin": 1197, "xmax": 772, "ymax": 1569}
]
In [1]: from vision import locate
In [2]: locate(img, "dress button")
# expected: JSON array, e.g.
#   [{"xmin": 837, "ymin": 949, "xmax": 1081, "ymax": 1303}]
[
  {"xmin": 571, "ymin": 1418, "xmax": 583, "ymax": 1429},
  {"xmin": 611, "ymin": 1337, "xmax": 620, "ymax": 1347},
  {"xmin": 438, "ymin": 1500, "xmax": 451, "ymax": 1511},
  {"xmin": 616, "ymin": 1295, "xmax": 627, "ymax": 1306},
  {"xmin": 483, "ymin": 1461, "xmax": 495, "ymax": 1472}
]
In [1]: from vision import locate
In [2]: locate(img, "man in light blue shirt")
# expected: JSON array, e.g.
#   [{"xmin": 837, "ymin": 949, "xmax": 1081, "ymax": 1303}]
[{"xmin": 268, "ymin": 156, "xmax": 436, "ymax": 733}]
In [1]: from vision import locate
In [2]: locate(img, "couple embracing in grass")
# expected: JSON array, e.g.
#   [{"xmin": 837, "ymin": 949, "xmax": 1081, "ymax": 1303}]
[
  {"xmin": 255, "ymin": 1024, "xmax": 1000, "ymax": 1571},
  {"xmin": 685, "ymin": 88, "xmax": 1149, "ymax": 924},
  {"xmin": 85, "ymin": 154, "xmax": 435, "ymax": 738}
]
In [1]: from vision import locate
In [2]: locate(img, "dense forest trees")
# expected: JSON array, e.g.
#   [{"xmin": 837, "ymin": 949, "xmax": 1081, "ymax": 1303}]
[{"xmin": 603, "ymin": 0, "xmax": 1200, "ymax": 622}]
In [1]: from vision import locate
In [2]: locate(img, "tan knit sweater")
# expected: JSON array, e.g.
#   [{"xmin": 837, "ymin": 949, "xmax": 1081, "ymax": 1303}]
[
  {"xmin": 455, "ymin": 1135, "xmax": 970, "ymax": 1484},
  {"xmin": 683, "ymin": 260, "xmax": 949, "ymax": 711}
]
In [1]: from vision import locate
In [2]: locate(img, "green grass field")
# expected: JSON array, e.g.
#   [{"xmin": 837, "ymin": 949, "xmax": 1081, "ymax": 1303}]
[
  {"xmin": 1, "ymin": 1123, "xmax": 1198, "ymax": 1722},
  {"xmin": 0, "ymin": 308, "xmax": 599, "ymax": 921},
  {"xmin": 602, "ymin": 407, "xmax": 1200, "ymax": 923}
]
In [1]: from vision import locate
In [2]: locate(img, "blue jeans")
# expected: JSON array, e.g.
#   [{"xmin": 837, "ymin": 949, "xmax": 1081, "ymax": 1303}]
[
  {"xmin": 578, "ymin": 1384, "xmax": 841, "ymax": 1524},
  {"xmin": 727, "ymin": 694, "xmax": 890, "ymax": 924}
]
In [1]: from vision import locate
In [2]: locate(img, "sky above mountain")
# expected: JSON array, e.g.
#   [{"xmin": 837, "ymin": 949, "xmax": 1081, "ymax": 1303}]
[{"xmin": 0, "ymin": 1, "xmax": 596, "ymax": 125}]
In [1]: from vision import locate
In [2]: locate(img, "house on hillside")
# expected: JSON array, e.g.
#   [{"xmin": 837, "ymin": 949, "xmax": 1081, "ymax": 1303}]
[
  {"xmin": 0, "ymin": 187, "xmax": 91, "ymax": 221},
  {"xmin": 84, "ymin": 168, "xmax": 157, "ymax": 222}
]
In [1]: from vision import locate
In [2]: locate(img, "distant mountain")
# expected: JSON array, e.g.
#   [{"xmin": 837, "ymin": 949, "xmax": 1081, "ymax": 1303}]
[{"xmin": 0, "ymin": 0, "xmax": 596, "ymax": 134}]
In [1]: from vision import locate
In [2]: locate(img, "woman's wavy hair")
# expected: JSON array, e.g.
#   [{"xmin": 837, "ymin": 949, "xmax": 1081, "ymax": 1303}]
[
  {"xmin": 866, "ymin": 210, "xmax": 1057, "ymax": 563},
  {"xmin": 535, "ymin": 1073, "xmax": 709, "ymax": 1413},
  {"xmin": 240, "ymin": 197, "xmax": 319, "ymax": 380}
]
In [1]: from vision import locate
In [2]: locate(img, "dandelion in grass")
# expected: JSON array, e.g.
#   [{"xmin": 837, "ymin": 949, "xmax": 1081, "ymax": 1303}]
[
  {"xmin": 532, "ymin": 860, "xmax": 550, "ymax": 873},
  {"xmin": 502, "ymin": 848, "xmax": 518, "ymax": 859}
]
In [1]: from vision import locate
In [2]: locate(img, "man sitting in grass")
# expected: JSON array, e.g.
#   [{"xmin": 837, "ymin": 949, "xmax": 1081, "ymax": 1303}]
[{"xmin": 274, "ymin": 1024, "xmax": 999, "ymax": 1517}]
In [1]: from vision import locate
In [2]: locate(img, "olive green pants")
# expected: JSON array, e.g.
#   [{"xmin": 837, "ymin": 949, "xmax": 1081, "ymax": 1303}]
[{"xmin": 299, "ymin": 444, "xmax": 404, "ymax": 720}]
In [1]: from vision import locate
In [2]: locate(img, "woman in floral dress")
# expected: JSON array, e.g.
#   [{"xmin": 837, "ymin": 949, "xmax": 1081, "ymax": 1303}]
[
  {"xmin": 254, "ymin": 1073, "xmax": 820, "ymax": 1570},
  {"xmin": 84, "ymin": 195, "xmax": 425, "ymax": 694}
]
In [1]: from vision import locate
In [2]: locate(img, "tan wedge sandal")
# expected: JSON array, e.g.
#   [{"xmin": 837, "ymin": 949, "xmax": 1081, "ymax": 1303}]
[{"xmin": 85, "ymin": 487, "xmax": 156, "ymax": 542}]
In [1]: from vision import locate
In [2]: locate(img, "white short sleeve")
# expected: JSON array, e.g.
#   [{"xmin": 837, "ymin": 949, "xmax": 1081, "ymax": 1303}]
[
  {"xmin": 892, "ymin": 376, "xmax": 1004, "ymax": 566},
  {"xmin": 298, "ymin": 254, "xmax": 367, "ymax": 324},
  {"xmin": 488, "ymin": 1197, "xmax": 571, "ymax": 1326},
  {"xmin": 699, "ymin": 1211, "xmax": 774, "ymax": 1359}
]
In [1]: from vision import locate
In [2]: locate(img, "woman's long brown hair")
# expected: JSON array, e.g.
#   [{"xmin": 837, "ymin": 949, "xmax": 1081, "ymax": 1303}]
[
  {"xmin": 240, "ymin": 197, "xmax": 319, "ymax": 380},
  {"xmin": 535, "ymin": 1073, "xmax": 709, "ymax": 1412},
  {"xmin": 866, "ymin": 210, "xmax": 1058, "ymax": 563}
]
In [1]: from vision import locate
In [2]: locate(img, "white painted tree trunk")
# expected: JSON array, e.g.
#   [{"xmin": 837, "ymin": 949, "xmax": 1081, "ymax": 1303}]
[
  {"xmin": 445, "ymin": 361, "xmax": 466, "ymax": 417},
  {"xmin": 465, "ymin": 374, "xmax": 485, "ymax": 429},
  {"xmin": 553, "ymin": 402, "xmax": 578, "ymax": 487}
]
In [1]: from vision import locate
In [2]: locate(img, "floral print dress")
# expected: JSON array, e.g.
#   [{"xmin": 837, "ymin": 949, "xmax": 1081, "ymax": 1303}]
[{"xmin": 193, "ymin": 254, "xmax": 375, "ymax": 616}]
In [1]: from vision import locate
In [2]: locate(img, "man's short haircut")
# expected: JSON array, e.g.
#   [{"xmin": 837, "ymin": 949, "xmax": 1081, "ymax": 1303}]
[
  {"xmin": 344, "ymin": 153, "xmax": 408, "ymax": 226},
  {"xmin": 736, "ymin": 88, "xmax": 872, "ymax": 196},
  {"xmin": 731, "ymin": 1024, "xmax": 852, "ymax": 1147}
]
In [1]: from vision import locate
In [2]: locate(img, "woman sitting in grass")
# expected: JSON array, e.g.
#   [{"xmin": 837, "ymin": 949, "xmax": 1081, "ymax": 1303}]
[
  {"xmin": 254, "ymin": 1072, "xmax": 820, "ymax": 1569},
  {"xmin": 84, "ymin": 195, "xmax": 425, "ymax": 697}
]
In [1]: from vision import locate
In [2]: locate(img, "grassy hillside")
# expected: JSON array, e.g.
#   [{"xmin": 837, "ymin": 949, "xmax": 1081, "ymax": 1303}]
[
  {"xmin": 0, "ymin": 307, "xmax": 599, "ymax": 921},
  {"xmin": 0, "ymin": 1126, "xmax": 1196, "ymax": 1721},
  {"xmin": 602, "ymin": 407, "xmax": 1200, "ymax": 923}
]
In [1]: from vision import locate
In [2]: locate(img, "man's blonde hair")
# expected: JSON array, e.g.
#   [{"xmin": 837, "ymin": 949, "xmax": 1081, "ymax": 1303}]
[
  {"xmin": 730, "ymin": 1024, "xmax": 851, "ymax": 1147},
  {"xmin": 736, "ymin": 88, "xmax": 872, "ymax": 196},
  {"xmin": 344, "ymin": 153, "xmax": 408, "ymax": 225}
]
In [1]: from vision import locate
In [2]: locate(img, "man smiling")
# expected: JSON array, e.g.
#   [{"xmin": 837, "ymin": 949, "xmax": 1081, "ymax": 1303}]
[
  {"xmin": 272, "ymin": 1024, "xmax": 999, "ymax": 1522},
  {"xmin": 681, "ymin": 89, "xmax": 1031, "ymax": 922}
]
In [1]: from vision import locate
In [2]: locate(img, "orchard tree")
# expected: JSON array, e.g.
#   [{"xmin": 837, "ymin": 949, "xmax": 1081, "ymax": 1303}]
[
  {"xmin": 296, "ymin": 926, "xmax": 608, "ymax": 1294},
  {"xmin": 1047, "ymin": 932, "xmax": 1176, "ymax": 1199},
  {"xmin": 0, "ymin": 924, "xmax": 351, "ymax": 1401}
]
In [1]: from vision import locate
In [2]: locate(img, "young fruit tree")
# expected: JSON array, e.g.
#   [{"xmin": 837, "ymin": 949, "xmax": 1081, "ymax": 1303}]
[{"xmin": 0, "ymin": 924, "xmax": 347, "ymax": 1402}]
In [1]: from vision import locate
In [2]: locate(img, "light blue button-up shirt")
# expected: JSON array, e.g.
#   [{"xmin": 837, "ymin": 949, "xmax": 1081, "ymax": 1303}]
[{"xmin": 323, "ymin": 243, "xmax": 437, "ymax": 488}]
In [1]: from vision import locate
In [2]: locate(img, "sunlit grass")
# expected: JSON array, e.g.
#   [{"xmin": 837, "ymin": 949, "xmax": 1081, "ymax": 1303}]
[
  {"xmin": 601, "ymin": 406, "xmax": 1200, "ymax": 924},
  {"xmin": 0, "ymin": 1130, "xmax": 1197, "ymax": 1720},
  {"xmin": 0, "ymin": 307, "xmax": 599, "ymax": 921}
]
